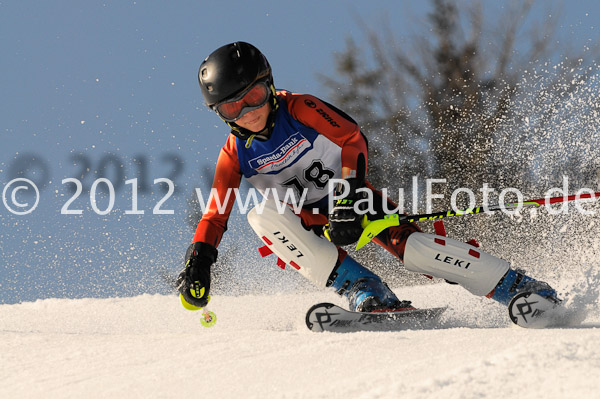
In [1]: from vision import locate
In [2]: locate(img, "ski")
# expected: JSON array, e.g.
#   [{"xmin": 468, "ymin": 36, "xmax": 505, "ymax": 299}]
[
  {"xmin": 305, "ymin": 302, "xmax": 446, "ymax": 332},
  {"xmin": 508, "ymin": 292, "xmax": 584, "ymax": 329}
]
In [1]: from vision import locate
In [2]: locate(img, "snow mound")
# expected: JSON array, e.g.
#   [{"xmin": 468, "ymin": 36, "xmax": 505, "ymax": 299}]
[{"xmin": 1, "ymin": 284, "xmax": 599, "ymax": 399}]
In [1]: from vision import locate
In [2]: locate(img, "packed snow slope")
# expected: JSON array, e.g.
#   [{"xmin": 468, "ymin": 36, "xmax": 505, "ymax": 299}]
[{"xmin": 1, "ymin": 283, "xmax": 599, "ymax": 399}]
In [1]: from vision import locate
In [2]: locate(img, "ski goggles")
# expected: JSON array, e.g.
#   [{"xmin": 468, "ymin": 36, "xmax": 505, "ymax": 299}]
[{"xmin": 214, "ymin": 81, "xmax": 270, "ymax": 122}]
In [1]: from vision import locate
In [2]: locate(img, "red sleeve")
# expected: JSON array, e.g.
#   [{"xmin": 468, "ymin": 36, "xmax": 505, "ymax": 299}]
[
  {"xmin": 193, "ymin": 134, "xmax": 242, "ymax": 247},
  {"xmin": 283, "ymin": 92, "xmax": 368, "ymax": 179}
]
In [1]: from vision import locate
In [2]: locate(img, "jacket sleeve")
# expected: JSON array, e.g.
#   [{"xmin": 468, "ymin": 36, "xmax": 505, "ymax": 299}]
[
  {"xmin": 284, "ymin": 92, "xmax": 368, "ymax": 179},
  {"xmin": 192, "ymin": 134, "xmax": 242, "ymax": 247}
]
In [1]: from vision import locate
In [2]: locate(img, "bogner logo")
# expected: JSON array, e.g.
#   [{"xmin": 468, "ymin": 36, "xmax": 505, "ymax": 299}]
[
  {"xmin": 303, "ymin": 99, "xmax": 340, "ymax": 127},
  {"xmin": 434, "ymin": 253, "xmax": 471, "ymax": 269},
  {"xmin": 316, "ymin": 108, "xmax": 340, "ymax": 127},
  {"xmin": 304, "ymin": 99, "xmax": 317, "ymax": 108}
]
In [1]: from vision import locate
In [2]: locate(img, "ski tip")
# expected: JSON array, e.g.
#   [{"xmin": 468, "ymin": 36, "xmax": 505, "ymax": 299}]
[
  {"xmin": 508, "ymin": 292, "xmax": 558, "ymax": 329},
  {"xmin": 305, "ymin": 303, "xmax": 337, "ymax": 332}
]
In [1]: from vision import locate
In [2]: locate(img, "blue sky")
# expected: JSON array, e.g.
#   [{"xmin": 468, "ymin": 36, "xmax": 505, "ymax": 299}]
[{"xmin": 1, "ymin": 1, "xmax": 599, "ymax": 303}]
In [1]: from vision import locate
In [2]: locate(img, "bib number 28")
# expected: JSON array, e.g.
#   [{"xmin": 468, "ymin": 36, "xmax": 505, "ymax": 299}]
[{"xmin": 282, "ymin": 160, "xmax": 335, "ymax": 195}]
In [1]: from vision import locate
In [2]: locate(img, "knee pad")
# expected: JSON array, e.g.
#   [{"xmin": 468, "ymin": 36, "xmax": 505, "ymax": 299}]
[
  {"xmin": 403, "ymin": 232, "xmax": 510, "ymax": 296},
  {"xmin": 247, "ymin": 198, "xmax": 339, "ymax": 287}
]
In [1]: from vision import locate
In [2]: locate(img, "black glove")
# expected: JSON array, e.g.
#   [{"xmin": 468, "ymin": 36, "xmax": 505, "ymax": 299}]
[
  {"xmin": 177, "ymin": 242, "xmax": 218, "ymax": 310},
  {"xmin": 327, "ymin": 178, "xmax": 366, "ymax": 246}
]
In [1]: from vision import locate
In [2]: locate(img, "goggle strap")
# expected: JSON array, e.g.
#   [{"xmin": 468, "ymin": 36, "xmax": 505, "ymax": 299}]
[{"xmin": 245, "ymin": 134, "xmax": 257, "ymax": 148}]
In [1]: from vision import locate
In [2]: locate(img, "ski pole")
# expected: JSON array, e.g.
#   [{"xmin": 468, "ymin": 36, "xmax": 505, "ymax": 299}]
[{"xmin": 356, "ymin": 191, "xmax": 600, "ymax": 250}]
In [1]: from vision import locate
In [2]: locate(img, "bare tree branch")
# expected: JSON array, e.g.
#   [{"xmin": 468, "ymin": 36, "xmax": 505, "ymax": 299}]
[{"xmin": 320, "ymin": 0, "xmax": 599, "ymax": 196}]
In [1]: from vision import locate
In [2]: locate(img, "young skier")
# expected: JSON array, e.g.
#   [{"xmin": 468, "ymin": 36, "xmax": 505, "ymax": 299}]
[{"xmin": 177, "ymin": 42, "xmax": 558, "ymax": 317}]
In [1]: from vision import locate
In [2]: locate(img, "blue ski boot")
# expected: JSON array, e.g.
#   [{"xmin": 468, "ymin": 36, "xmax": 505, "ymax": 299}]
[
  {"xmin": 327, "ymin": 255, "xmax": 412, "ymax": 312},
  {"xmin": 490, "ymin": 268, "xmax": 560, "ymax": 306}
]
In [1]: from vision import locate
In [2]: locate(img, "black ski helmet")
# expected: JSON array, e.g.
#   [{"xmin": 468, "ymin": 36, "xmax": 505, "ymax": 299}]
[
  {"xmin": 198, "ymin": 42, "xmax": 273, "ymax": 108},
  {"xmin": 199, "ymin": 42, "xmax": 280, "ymax": 143}
]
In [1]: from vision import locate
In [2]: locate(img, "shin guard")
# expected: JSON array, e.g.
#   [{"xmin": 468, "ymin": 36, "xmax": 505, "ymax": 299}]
[
  {"xmin": 403, "ymin": 232, "xmax": 510, "ymax": 296},
  {"xmin": 247, "ymin": 198, "xmax": 338, "ymax": 287}
]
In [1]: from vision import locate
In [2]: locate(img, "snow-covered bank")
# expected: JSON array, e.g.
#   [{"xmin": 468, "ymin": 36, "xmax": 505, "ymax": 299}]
[{"xmin": 1, "ymin": 284, "xmax": 599, "ymax": 399}]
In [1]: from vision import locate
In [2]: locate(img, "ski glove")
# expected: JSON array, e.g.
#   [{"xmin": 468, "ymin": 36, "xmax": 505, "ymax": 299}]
[
  {"xmin": 327, "ymin": 178, "xmax": 366, "ymax": 246},
  {"xmin": 177, "ymin": 242, "xmax": 218, "ymax": 310}
]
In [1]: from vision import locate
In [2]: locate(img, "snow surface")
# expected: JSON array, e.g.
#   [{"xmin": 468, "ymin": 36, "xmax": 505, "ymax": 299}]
[{"xmin": 1, "ymin": 283, "xmax": 599, "ymax": 399}]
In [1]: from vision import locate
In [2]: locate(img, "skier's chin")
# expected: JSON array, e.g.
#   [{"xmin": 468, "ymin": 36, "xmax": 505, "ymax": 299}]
[
  {"xmin": 240, "ymin": 116, "xmax": 266, "ymax": 132},
  {"xmin": 247, "ymin": 121, "xmax": 267, "ymax": 133}
]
